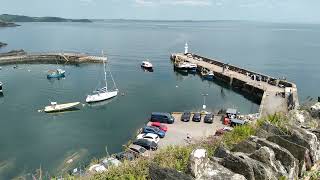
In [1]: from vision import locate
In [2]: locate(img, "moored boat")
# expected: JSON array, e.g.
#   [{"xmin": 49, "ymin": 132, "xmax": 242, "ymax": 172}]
[
  {"xmin": 187, "ymin": 63, "xmax": 197, "ymax": 73},
  {"xmin": 174, "ymin": 62, "xmax": 197, "ymax": 72},
  {"xmin": 47, "ymin": 69, "xmax": 65, "ymax": 79},
  {"xmin": 201, "ymin": 70, "xmax": 214, "ymax": 80},
  {"xmin": 44, "ymin": 102, "xmax": 80, "ymax": 113},
  {"xmin": 0, "ymin": 82, "xmax": 3, "ymax": 93},
  {"xmin": 141, "ymin": 61, "xmax": 153, "ymax": 69},
  {"xmin": 86, "ymin": 52, "xmax": 118, "ymax": 103}
]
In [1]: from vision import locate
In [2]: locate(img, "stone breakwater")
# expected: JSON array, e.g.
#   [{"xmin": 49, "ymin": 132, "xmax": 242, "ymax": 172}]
[
  {"xmin": 149, "ymin": 106, "xmax": 320, "ymax": 180},
  {"xmin": 171, "ymin": 53, "xmax": 299, "ymax": 117},
  {"xmin": 0, "ymin": 50, "xmax": 105, "ymax": 65}
]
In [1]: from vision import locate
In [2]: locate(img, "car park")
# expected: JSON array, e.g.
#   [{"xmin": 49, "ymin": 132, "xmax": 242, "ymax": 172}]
[
  {"xmin": 150, "ymin": 112, "xmax": 175, "ymax": 124},
  {"xmin": 181, "ymin": 111, "xmax": 191, "ymax": 122},
  {"xmin": 128, "ymin": 144, "xmax": 149, "ymax": 157},
  {"xmin": 204, "ymin": 113, "xmax": 214, "ymax": 123},
  {"xmin": 151, "ymin": 122, "xmax": 168, "ymax": 132},
  {"xmin": 133, "ymin": 139, "xmax": 158, "ymax": 151},
  {"xmin": 192, "ymin": 112, "xmax": 201, "ymax": 122},
  {"xmin": 115, "ymin": 151, "xmax": 136, "ymax": 161},
  {"xmin": 142, "ymin": 126, "xmax": 165, "ymax": 138},
  {"xmin": 137, "ymin": 133, "xmax": 160, "ymax": 143}
]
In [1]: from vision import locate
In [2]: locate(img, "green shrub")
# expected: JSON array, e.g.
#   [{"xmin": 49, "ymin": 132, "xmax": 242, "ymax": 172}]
[
  {"xmin": 153, "ymin": 145, "xmax": 193, "ymax": 173},
  {"xmin": 92, "ymin": 158, "xmax": 150, "ymax": 180},
  {"xmin": 222, "ymin": 124, "xmax": 256, "ymax": 148}
]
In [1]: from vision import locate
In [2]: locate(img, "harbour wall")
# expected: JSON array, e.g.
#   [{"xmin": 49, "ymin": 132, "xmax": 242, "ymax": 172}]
[
  {"xmin": 171, "ymin": 53, "xmax": 299, "ymax": 117},
  {"xmin": 0, "ymin": 50, "xmax": 104, "ymax": 65}
]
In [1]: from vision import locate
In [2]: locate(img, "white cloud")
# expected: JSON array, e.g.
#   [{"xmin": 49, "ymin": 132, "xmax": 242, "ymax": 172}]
[{"xmin": 134, "ymin": 0, "xmax": 212, "ymax": 7}]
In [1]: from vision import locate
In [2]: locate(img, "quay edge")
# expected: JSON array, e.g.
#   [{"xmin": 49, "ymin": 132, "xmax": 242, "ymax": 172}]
[{"xmin": 170, "ymin": 53, "xmax": 299, "ymax": 117}]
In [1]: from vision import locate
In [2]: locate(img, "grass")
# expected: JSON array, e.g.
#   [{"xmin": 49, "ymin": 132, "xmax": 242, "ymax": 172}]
[
  {"xmin": 153, "ymin": 145, "xmax": 193, "ymax": 173},
  {"xmin": 91, "ymin": 158, "xmax": 150, "ymax": 180},
  {"xmin": 222, "ymin": 124, "xmax": 257, "ymax": 148}
]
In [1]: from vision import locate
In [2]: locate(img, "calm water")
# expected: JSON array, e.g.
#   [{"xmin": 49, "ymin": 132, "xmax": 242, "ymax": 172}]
[{"xmin": 0, "ymin": 21, "xmax": 319, "ymax": 178}]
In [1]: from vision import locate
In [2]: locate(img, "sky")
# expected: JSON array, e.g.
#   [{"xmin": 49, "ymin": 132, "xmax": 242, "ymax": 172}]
[{"xmin": 1, "ymin": 0, "xmax": 320, "ymax": 22}]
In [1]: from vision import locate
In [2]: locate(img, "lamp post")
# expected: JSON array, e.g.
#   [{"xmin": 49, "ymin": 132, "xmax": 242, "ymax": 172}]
[{"xmin": 202, "ymin": 93, "xmax": 208, "ymax": 110}]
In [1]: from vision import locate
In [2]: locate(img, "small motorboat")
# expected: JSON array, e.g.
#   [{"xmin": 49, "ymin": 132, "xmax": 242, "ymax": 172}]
[
  {"xmin": 44, "ymin": 101, "xmax": 80, "ymax": 113},
  {"xmin": 187, "ymin": 63, "xmax": 197, "ymax": 73},
  {"xmin": 47, "ymin": 69, "xmax": 66, "ymax": 79},
  {"xmin": 201, "ymin": 70, "xmax": 214, "ymax": 80},
  {"xmin": 141, "ymin": 61, "xmax": 153, "ymax": 69},
  {"xmin": 174, "ymin": 62, "xmax": 188, "ymax": 72},
  {"xmin": 0, "ymin": 82, "xmax": 3, "ymax": 93}
]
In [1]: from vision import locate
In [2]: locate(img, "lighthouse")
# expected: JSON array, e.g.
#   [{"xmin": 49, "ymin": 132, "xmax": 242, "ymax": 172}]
[{"xmin": 184, "ymin": 42, "xmax": 188, "ymax": 55}]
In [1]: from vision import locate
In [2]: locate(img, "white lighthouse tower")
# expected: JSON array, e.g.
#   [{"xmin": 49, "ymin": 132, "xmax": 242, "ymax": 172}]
[{"xmin": 184, "ymin": 42, "xmax": 189, "ymax": 55}]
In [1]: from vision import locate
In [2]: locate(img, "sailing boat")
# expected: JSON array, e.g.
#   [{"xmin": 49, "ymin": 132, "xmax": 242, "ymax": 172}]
[{"xmin": 86, "ymin": 52, "xmax": 118, "ymax": 103}]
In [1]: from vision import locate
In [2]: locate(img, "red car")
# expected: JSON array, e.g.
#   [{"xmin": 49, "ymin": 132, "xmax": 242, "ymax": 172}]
[{"xmin": 151, "ymin": 122, "xmax": 168, "ymax": 132}]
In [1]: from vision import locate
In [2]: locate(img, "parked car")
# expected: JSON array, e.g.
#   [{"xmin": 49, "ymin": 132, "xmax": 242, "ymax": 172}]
[
  {"xmin": 204, "ymin": 113, "xmax": 214, "ymax": 123},
  {"xmin": 181, "ymin": 111, "xmax": 191, "ymax": 122},
  {"xmin": 215, "ymin": 127, "xmax": 233, "ymax": 136},
  {"xmin": 150, "ymin": 112, "xmax": 175, "ymax": 124},
  {"xmin": 142, "ymin": 126, "xmax": 166, "ymax": 138},
  {"xmin": 115, "ymin": 151, "xmax": 136, "ymax": 161},
  {"xmin": 151, "ymin": 122, "xmax": 168, "ymax": 132},
  {"xmin": 128, "ymin": 144, "xmax": 149, "ymax": 157},
  {"xmin": 133, "ymin": 139, "xmax": 158, "ymax": 151},
  {"xmin": 192, "ymin": 112, "xmax": 201, "ymax": 122},
  {"xmin": 137, "ymin": 133, "xmax": 160, "ymax": 143}
]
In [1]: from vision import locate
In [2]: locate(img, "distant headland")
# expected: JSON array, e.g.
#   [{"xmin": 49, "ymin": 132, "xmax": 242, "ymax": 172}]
[
  {"xmin": 0, "ymin": 14, "xmax": 92, "ymax": 23},
  {"xmin": 0, "ymin": 20, "xmax": 19, "ymax": 27}
]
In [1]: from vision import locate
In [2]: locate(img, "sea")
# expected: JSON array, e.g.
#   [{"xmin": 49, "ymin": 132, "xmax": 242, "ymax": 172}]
[{"xmin": 0, "ymin": 20, "xmax": 319, "ymax": 178}]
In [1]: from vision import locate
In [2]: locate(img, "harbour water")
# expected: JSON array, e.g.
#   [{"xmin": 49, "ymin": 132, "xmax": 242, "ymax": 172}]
[{"xmin": 0, "ymin": 21, "xmax": 319, "ymax": 178}]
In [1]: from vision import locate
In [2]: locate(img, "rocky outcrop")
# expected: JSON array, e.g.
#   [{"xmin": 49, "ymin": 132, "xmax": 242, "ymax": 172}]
[
  {"xmin": 151, "ymin": 104, "xmax": 320, "ymax": 180},
  {"xmin": 0, "ymin": 42, "xmax": 7, "ymax": 48},
  {"xmin": 0, "ymin": 49, "xmax": 26, "ymax": 57},
  {"xmin": 149, "ymin": 163, "xmax": 193, "ymax": 180},
  {"xmin": 188, "ymin": 149, "xmax": 246, "ymax": 180},
  {"xmin": 0, "ymin": 20, "xmax": 18, "ymax": 27}
]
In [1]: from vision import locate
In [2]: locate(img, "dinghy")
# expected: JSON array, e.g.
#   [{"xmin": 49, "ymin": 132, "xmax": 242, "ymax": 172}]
[
  {"xmin": 44, "ymin": 102, "xmax": 80, "ymax": 113},
  {"xmin": 141, "ymin": 60, "xmax": 153, "ymax": 69},
  {"xmin": 47, "ymin": 69, "xmax": 65, "ymax": 79}
]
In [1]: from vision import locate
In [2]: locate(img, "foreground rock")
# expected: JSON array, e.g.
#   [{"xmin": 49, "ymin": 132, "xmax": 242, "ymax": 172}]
[
  {"xmin": 149, "ymin": 164, "xmax": 193, "ymax": 180},
  {"xmin": 189, "ymin": 149, "xmax": 246, "ymax": 180}
]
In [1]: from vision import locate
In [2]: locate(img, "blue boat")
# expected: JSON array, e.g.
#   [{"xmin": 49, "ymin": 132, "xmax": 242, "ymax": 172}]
[{"xmin": 47, "ymin": 69, "xmax": 66, "ymax": 79}]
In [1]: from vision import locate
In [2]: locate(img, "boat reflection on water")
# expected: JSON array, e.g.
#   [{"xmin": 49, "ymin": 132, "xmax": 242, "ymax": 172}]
[
  {"xmin": 87, "ymin": 98, "xmax": 116, "ymax": 109},
  {"xmin": 45, "ymin": 107, "xmax": 81, "ymax": 114},
  {"xmin": 141, "ymin": 66, "xmax": 154, "ymax": 72},
  {"xmin": 173, "ymin": 67, "xmax": 188, "ymax": 76}
]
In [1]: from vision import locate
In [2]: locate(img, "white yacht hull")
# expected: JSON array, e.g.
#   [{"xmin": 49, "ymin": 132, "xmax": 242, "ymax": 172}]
[{"xmin": 86, "ymin": 90, "xmax": 118, "ymax": 103}]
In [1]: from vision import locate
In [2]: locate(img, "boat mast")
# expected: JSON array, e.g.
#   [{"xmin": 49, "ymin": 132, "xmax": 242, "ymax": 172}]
[{"xmin": 102, "ymin": 50, "xmax": 108, "ymax": 90}]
